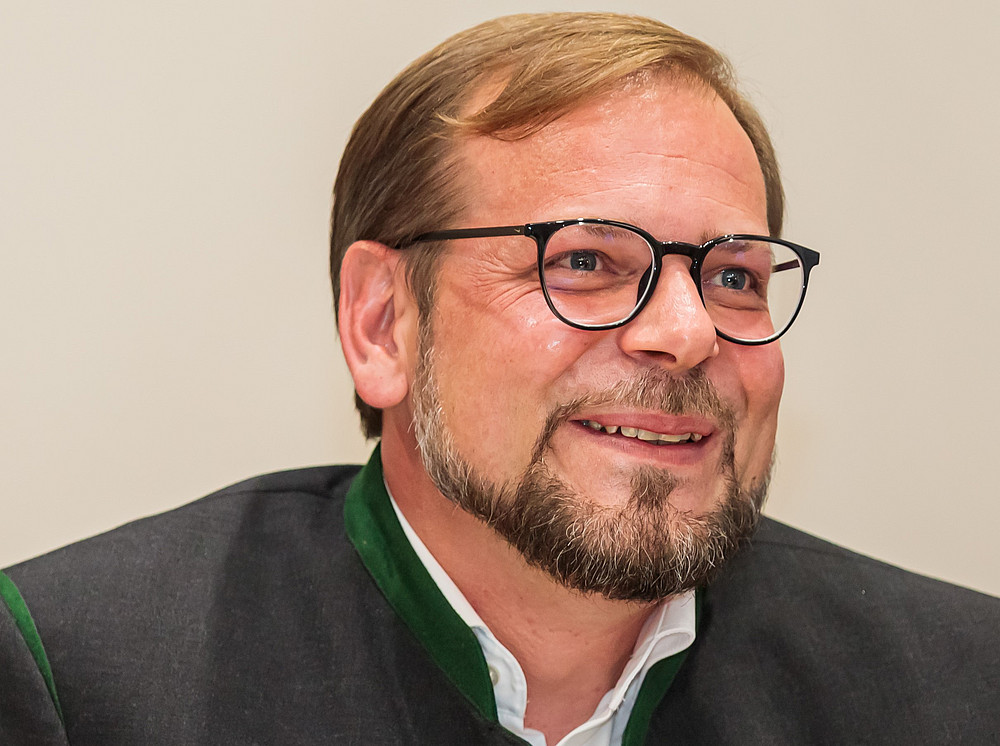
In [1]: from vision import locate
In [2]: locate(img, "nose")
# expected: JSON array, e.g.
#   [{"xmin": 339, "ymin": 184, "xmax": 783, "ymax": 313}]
[{"xmin": 617, "ymin": 258, "xmax": 719, "ymax": 371}]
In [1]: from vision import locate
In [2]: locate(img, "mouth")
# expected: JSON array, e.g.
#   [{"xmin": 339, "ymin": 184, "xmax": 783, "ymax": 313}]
[{"xmin": 576, "ymin": 419, "xmax": 706, "ymax": 446}]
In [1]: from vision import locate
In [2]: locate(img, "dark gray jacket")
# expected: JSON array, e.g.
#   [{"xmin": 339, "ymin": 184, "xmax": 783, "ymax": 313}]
[{"xmin": 2, "ymin": 458, "xmax": 998, "ymax": 744}]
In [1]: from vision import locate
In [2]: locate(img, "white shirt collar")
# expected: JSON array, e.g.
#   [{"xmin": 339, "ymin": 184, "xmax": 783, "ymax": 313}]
[{"xmin": 387, "ymin": 487, "xmax": 696, "ymax": 746}]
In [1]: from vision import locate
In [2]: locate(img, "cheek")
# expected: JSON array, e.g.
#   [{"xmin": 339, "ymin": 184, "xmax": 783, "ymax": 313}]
[
  {"xmin": 434, "ymin": 264, "xmax": 593, "ymax": 387},
  {"xmin": 732, "ymin": 345, "xmax": 785, "ymax": 471},
  {"xmin": 748, "ymin": 348, "xmax": 784, "ymax": 416},
  {"xmin": 428, "ymin": 292, "xmax": 593, "ymax": 473}
]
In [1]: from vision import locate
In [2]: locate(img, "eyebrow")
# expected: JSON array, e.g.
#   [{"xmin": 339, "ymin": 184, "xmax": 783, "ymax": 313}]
[
  {"xmin": 612, "ymin": 216, "xmax": 745, "ymax": 246},
  {"xmin": 699, "ymin": 229, "xmax": 727, "ymax": 245},
  {"xmin": 576, "ymin": 222, "xmax": 640, "ymax": 239}
]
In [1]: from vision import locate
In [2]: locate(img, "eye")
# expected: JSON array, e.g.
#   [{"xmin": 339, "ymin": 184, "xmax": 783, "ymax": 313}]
[
  {"xmin": 544, "ymin": 249, "xmax": 611, "ymax": 274},
  {"xmin": 566, "ymin": 251, "xmax": 601, "ymax": 271},
  {"xmin": 711, "ymin": 267, "xmax": 750, "ymax": 290}
]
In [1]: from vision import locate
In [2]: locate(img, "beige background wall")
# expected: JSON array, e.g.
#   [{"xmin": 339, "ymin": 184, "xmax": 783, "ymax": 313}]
[{"xmin": 3, "ymin": 1, "xmax": 998, "ymax": 596}]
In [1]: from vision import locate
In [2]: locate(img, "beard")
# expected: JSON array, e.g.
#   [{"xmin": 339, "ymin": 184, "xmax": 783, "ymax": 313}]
[{"xmin": 410, "ymin": 322, "xmax": 769, "ymax": 603}]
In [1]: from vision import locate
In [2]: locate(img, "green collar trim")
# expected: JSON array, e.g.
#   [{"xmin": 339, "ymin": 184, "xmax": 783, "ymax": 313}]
[
  {"xmin": 344, "ymin": 446, "xmax": 698, "ymax": 743},
  {"xmin": 622, "ymin": 590, "xmax": 701, "ymax": 745},
  {"xmin": 0, "ymin": 570, "xmax": 65, "ymax": 724},
  {"xmin": 344, "ymin": 445, "xmax": 498, "ymax": 721}
]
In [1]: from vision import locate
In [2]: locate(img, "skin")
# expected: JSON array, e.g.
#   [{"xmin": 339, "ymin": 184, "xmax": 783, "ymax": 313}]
[{"xmin": 339, "ymin": 78, "xmax": 783, "ymax": 744}]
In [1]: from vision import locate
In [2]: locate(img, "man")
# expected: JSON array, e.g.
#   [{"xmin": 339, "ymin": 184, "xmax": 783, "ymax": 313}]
[{"xmin": 2, "ymin": 12, "xmax": 997, "ymax": 745}]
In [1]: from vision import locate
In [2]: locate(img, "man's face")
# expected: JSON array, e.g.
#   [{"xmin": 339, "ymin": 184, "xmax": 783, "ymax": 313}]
[{"xmin": 408, "ymin": 78, "xmax": 783, "ymax": 599}]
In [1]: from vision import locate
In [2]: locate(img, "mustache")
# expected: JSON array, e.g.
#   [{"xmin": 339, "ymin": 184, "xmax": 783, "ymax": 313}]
[{"xmin": 531, "ymin": 368, "xmax": 736, "ymax": 462}]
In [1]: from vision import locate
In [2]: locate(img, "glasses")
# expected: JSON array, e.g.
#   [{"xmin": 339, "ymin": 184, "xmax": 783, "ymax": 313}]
[{"xmin": 409, "ymin": 218, "xmax": 820, "ymax": 345}]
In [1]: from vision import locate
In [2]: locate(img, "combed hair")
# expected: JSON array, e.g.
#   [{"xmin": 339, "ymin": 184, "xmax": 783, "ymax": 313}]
[{"xmin": 330, "ymin": 12, "xmax": 785, "ymax": 438}]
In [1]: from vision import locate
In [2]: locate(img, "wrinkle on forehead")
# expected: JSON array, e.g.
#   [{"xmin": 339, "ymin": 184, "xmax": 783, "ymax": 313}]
[
  {"xmin": 537, "ymin": 135, "xmax": 763, "ymax": 204},
  {"xmin": 543, "ymin": 152, "xmax": 763, "ymax": 215},
  {"xmin": 636, "ymin": 152, "xmax": 763, "ymax": 200}
]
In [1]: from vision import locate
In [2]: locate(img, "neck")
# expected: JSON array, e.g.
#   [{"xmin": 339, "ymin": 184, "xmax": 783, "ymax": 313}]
[{"xmin": 382, "ymin": 434, "xmax": 658, "ymax": 744}]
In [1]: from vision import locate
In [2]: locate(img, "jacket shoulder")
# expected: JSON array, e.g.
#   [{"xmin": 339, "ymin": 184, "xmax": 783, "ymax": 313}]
[
  {"xmin": 748, "ymin": 517, "xmax": 998, "ymax": 609},
  {"xmin": 5, "ymin": 464, "xmax": 362, "ymax": 583},
  {"xmin": 651, "ymin": 517, "xmax": 1000, "ymax": 744}
]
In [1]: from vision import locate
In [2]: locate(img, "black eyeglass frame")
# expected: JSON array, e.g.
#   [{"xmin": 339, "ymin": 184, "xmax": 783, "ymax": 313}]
[{"xmin": 409, "ymin": 218, "xmax": 820, "ymax": 346}]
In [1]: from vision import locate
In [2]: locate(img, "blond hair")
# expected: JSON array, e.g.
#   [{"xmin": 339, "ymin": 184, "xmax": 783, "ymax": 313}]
[{"xmin": 331, "ymin": 12, "xmax": 785, "ymax": 438}]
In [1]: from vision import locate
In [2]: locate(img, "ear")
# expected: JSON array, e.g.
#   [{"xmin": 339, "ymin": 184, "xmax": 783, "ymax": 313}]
[{"xmin": 338, "ymin": 241, "xmax": 417, "ymax": 411}]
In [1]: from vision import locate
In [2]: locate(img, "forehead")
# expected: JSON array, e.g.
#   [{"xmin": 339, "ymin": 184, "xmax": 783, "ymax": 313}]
[{"xmin": 455, "ymin": 78, "xmax": 767, "ymax": 237}]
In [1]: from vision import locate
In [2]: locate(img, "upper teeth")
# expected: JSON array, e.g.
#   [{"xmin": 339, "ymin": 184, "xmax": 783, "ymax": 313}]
[{"xmin": 580, "ymin": 420, "xmax": 702, "ymax": 444}]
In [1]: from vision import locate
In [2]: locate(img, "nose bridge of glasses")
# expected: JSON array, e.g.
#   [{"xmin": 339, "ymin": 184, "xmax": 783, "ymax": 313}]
[
  {"xmin": 638, "ymin": 243, "xmax": 709, "ymax": 319},
  {"xmin": 648, "ymin": 240, "xmax": 703, "ymax": 294},
  {"xmin": 653, "ymin": 239, "xmax": 704, "ymax": 265}
]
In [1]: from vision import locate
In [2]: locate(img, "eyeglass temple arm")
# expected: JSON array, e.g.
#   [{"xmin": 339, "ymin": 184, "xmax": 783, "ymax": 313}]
[
  {"xmin": 772, "ymin": 259, "xmax": 801, "ymax": 273},
  {"xmin": 414, "ymin": 226, "xmax": 526, "ymax": 242}
]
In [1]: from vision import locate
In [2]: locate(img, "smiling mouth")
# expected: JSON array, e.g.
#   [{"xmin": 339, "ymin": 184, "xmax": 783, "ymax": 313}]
[{"xmin": 577, "ymin": 419, "xmax": 704, "ymax": 445}]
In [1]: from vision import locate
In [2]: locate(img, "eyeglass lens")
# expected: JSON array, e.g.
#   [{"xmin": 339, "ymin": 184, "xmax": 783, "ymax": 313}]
[{"xmin": 539, "ymin": 223, "xmax": 804, "ymax": 342}]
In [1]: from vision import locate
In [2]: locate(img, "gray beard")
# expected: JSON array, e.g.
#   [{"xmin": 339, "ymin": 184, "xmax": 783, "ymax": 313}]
[{"xmin": 411, "ymin": 323, "xmax": 768, "ymax": 602}]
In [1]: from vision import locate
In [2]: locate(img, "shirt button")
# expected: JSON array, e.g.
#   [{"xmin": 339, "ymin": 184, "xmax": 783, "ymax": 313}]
[{"xmin": 488, "ymin": 665, "xmax": 500, "ymax": 685}]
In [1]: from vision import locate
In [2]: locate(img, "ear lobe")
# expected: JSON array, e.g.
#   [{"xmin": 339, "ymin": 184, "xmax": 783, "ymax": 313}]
[{"xmin": 338, "ymin": 241, "xmax": 415, "ymax": 411}]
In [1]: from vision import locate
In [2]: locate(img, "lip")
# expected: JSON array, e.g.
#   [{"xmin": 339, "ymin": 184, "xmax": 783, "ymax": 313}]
[
  {"xmin": 569, "ymin": 412, "xmax": 716, "ymax": 438},
  {"xmin": 562, "ymin": 411, "xmax": 720, "ymax": 466}
]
